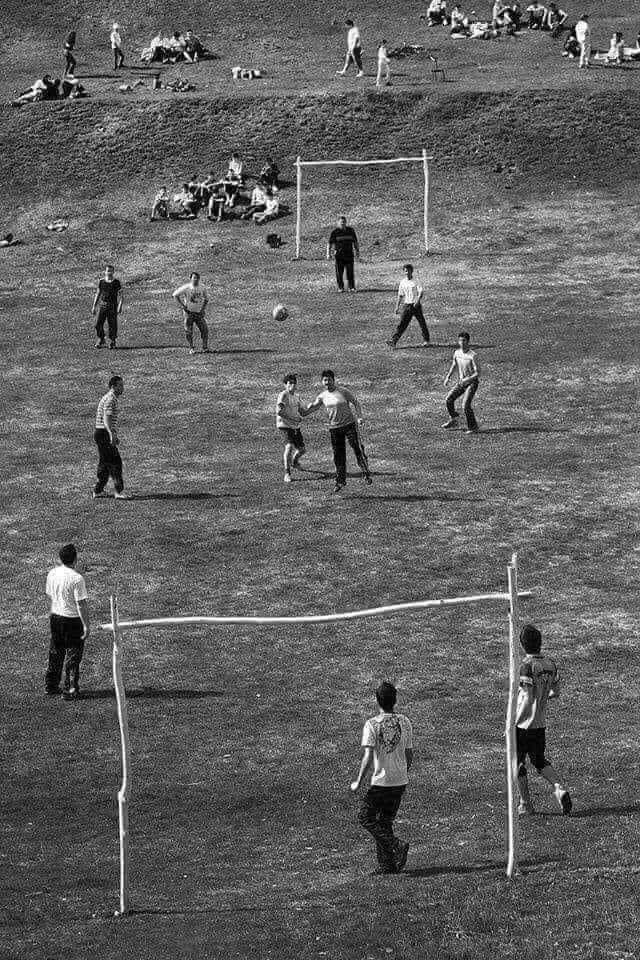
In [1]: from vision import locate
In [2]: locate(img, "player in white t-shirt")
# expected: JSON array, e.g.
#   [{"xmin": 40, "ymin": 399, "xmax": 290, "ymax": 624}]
[
  {"xmin": 276, "ymin": 373, "xmax": 307, "ymax": 483},
  {"xmin": 350, "ymin": 682, "xmax": 413, "ymax": 874},
  {"xmin": 443, "ymin": 330, "xmax": 480, "ymax": 433},
  {"xmin": 172, "ymin": 271, "xmax": 210, "ymax": 354},
  {"xmin": 375, "ymin": 39, "xmax": 391, "ymax": 88},
  {"xmin": 337, "ymin": 19, "xmax": 364, "ymax": 77},
  {"xmin": 387, "ymin": 264, "xmax": 430, "ymax": 348},
  {"xmin": 45, "ymin": 544, "xmax": 90, "ymax": 699}
]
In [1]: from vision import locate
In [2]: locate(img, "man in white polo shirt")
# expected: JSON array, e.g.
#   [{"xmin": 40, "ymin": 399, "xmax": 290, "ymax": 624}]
[
  {"xmin": 173, "ymin": 271, "xmax": 210, "ymax": 354},
  {"xmin": 350, "ymin": 681, "xmax": 413, "ymax": 874},
  {"xmin": 45, "ymin": 544, "xmax": 90, "ymax": 700},
  {"xmin": 337, "ymin": 18, "xmax": 364, "ymax": 77},
  {"xmin": 387, "ymin": 264, "xmax": 430, "ymax": 349}
]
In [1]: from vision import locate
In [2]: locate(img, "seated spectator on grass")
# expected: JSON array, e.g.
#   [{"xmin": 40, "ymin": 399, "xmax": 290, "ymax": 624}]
[
  {"xmin": 151, "ymin": 187, "xmax": 170, "ymax": 220},
  {"xmin": 606, "ymin": 31, "xmax": 625, "ymax": 64},
  {"xmin": 469, "ymin": 19, "xmax": 494, "ymax": 38},
  {"xmin": 141, "ymin": 34, "xmax": 164, "ymax": 62},
  {"xmin": 253, "ymin": 188, "xmax": 280, "ymax": 224},
  {"xmin": 544, "ymin": 3, "xmax": 568, "ymax": 36},
  {"xmin": 259, "ymin": 159, "xmax": 280, "ymax": 189},
  {"xmin": 227, "ymin": 152, "xmax": 246, "ymax": 183},
  {"xmin": 426, "ymin": 0, "xmax": 448, "ymax": 25},
  {"xmin": 493, "ymin": 1, "xmax": 518, "ymax": 31},
  {"xmin": 207, "ymin": 182, "xmax": 226, "ymax": 221},
  {"xmin": 183, "ymin": 30, "xmax": 204, "ymax": 62},
  {"xmin": 174, "ymin": 184, "xmax": 199, "ymax": 218},
  {"xmin": 562, "ymin": 24, "xmax": 580, "ymax": 55},
  {"xmin": 223, "ymin": 174, "xmax": 241, "ymax": 208},
  {"xmin": 13, "ymin": 75, "xmax": 60, "ymax": 105},
  {"xmin": 0, "ymin": 233, "xmax": 21, "ymax": 247},
  {"xmin": 526, "ymin": 1, "xmax": 547, "ymax": 28},
  {"xmin": 241, "ymin": 183, "xmax": 268, "ymax": 219},
  {"xmin": 167, "ymin": 32, "xmax": 187, "ymax": 62}
]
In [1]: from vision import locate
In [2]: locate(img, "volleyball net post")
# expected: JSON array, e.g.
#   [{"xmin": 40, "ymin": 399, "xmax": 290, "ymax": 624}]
[
  {"xmin": 104, "ymin": 555, "xmax": 531, "ymax": 914},
  {"xmin": 293, "ymin": 152, "xmax": 433, "ymax": 261}
]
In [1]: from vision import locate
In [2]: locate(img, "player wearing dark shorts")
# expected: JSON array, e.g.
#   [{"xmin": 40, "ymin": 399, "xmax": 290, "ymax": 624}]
[
  {"xmin": 516, "ymin": 623, "xmax": 572, "ymax": 816},
  {"xmin": 276, "ymin": 373, "xmax": 307, "ymax": 483},
  {"xmin": 91, "ymin": 264, "xmax": 123, "ymax": 349},
  {"xmin": 327, "ymin": 215, "xmax": 359, "ymax": 292}
]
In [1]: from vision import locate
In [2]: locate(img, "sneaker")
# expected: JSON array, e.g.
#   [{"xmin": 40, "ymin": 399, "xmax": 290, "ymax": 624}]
[
  {"xmin": 555, "ymin": 788, "xmax": 572, "ymax": 816},
  {"xmin": 284, "ymin": 472, "xmax": 292, "ymax": 483},
  {"xmin": 62, "ymin": 686, "xmax": 79, "ymax": 701},
  {"xmin": 386, "ymin": 339, "xmax": 397, "ymax": 350},
  {"xmin": 356, "ymin": 71, "xmax": 364, "ymax": 78},
  {"xmin": 517, "ymin": 801, "xmax": 535, "ymax": 816},
  {"xmin": 189, "ymin": 348, "xmax": 196, "ymax": 354},
  {"xmin": 114, "ymin": 491, "xmax": 127, "ymax": 499},
  {"xmin": 92, "ymin": 490, "xmax": 105, "ymax": 499},
  {"xmin": 336, "ymin": 69, "xmax": 347, "ymax": 75},
  {"xmin": 95, "ymin": 340, "xmax": 105, "ymax": 348},
  {"xmin": 465, "ymin": 427, "xmax": 480, "ymax": 434},
  {"xmin": 333, "ymin": 482, "xmax": 346, "ymax": 494},
  {"xmin": 362, "ymin": 474, "xmax": 373, "ymax": 485},
  {"xmin": 442, "ymin": 418, "xmax": 459, "ymax": 429},
  {"xmin": 395, "ymin": 840, "xmax": 410, "ymax": 872}
]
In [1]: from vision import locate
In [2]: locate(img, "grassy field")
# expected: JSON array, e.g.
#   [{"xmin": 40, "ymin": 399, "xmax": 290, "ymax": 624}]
[{"xmin": 2, "ymin": 2, "xmax": 640, "ymax": 959}]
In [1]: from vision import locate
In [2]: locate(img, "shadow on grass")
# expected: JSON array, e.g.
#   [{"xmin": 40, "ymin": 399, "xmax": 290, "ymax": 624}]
[
  {"xmin": 355, "ymin": 493, "xmax": 483, "ymax": 503},
  {"xmin": 396, "ymin": 343, "xmax": 497, "ymax": 351},
  {"xmin": 82, "ymin": 688, "xmax": 225, "ymax": 700},
  {"xmin": 115, "ymin": 345, "xmax": 178, "ymax": 351},
  {"xmin": 480, "ymin": 426, "xmax": 569, "ymax": 435},
  {"xmin": 405, "ymin": 857, "xmax": 557, "ymax": 878},
  {"xmin": 130, "ymin": 492, "xmax": 239, "ymax": 501},
  {"xmin": 208, "ymin": 349, "xmax": 276, "ymax": 355},
  {"xmin": 571, "ymin": 804, "xmax": 640, "ymax": 819}
]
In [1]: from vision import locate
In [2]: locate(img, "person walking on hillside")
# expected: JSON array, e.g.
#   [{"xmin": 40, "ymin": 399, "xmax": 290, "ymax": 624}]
[
  {"xmin": 337, "ymin": 19, "xmax": 364, "ymax": 77},
  {"xmin": 63, "ymin": 30, "xmax": 77, "ymax": 76},
  {"xmin": 110, "ymin": 23, "xmax": 125, "ymax": 70},
  {"xmin": 350, "ymin": 681, "xmax": 413, "ymax": 874},
  {"xmin": 45, "ymin": 543, "xmax": 90, "ymax": 700},
  {"xmin": 376, "ymin": 39, "xmax": 391, "ymax": 88},
  {"xmin": 443, "ymin": 331, "xmax": 480, "ymax": 433},
  {"xmin": 172, "ymin": 271, "xmax": 210, "ymax": 354},
  {"xmin": 92, "ymin": 264, "xmax": 123, "ymax": 349},
  {"xmin": 93, "ymin": 375, "xmax": 127, "ymax": 499},
  {"xmin": 387, "ymin": 264, "xmax": 430, "ymax": 349},
  {"xmin": 303, "ymin": 369, "xmax": 371, "ymax": 493},
  {"xmin": 575, "ymin": 13, "xmax": 591, "ymax": 67},
  {"xmin": 327, "ymin": 215, "xmax": 359, "ymax": 292}
]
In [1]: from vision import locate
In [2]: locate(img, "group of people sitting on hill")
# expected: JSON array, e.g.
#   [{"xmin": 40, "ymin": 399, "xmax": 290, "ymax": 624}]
[
  {"xmin": 12, "ymin": 73, "xmax": 87, "ymax": 106},
  {"xmin": 425, "ymin": 0, "xmax": 570, "ymax": 38},
  {"xmin": 140, "ymin": 30, "xmax": 206, "ymax": 63},
  {"xmin": 151, "ymin": 155, "xmax": 283, "ymax": 223}
]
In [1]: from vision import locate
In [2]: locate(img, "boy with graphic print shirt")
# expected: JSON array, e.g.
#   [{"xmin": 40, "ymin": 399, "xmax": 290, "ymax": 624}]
[
  {"xmin": 516, "ymin": 624, "xmax": 572, "ymax": 816},
  {"xmin": 350, "ymin": 681, "xmax": 413, "ymax": 874}
]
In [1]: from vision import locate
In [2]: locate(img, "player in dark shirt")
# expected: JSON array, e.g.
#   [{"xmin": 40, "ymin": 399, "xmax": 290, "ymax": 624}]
[
  {"xmin": 327, "ymin": 215, "xmax": 360, "ymax": 292},
  {"xmin": 91, "ymin": 265, "xmax": 123, "ymax": 349}
]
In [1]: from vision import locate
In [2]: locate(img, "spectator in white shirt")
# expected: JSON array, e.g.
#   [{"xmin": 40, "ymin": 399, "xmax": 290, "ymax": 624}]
[
  {"xmin": 111, "ymin": 23, "xmax": 125, "ymax": 70},
  {"xmin": 241, "ymin": 183, "xmax": 268, "ymax": 219},
  {"xmin": 376, "ymin": 39, "xmax": 391, "ymax": 87},
  {"xmin": 45, "ymin": 544, "xmax": 90, "ymax": 699},
  {"xmin": 387, "ymin": 264, "xmax": 430, "ymax": 348},
  {"xmin": 253, "ymin": 188, "xmax": 280, "ymax": 224},
  {"xmin": 575, "ymin": 13, "xmax": 591, "ymax": 67},
  {"xmin": 427, "ymin": 0, "xmax": 448, "ymax": 25},
  {"xmin": 337, "ymin": 19, "xmax": 364, "ymax": 77},
  {"xmin": 607, "ymin": 31, "xmax": 624, "ymax": 65}
]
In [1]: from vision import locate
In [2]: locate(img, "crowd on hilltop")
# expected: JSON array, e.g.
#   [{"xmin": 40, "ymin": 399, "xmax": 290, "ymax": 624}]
[{"xmin": 150, "ymin": 155, "xmax": 284, "ymax": 224}]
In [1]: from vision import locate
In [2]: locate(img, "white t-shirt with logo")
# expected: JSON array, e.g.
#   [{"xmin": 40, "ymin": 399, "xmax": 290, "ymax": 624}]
[
  {"xmin": 173, "ymin": 283, "xmax": 208, "ymax": 313},
  {"xmin": 362, "ymin": 711, "xmax": 413, "ymax": 787},
  {"xmin": 46, "ymin": 565, "xmax": 88, "ymax": 618},
  {"xmin": 398, "ymin": 277, "xmax": 422, "ymax": 305}
]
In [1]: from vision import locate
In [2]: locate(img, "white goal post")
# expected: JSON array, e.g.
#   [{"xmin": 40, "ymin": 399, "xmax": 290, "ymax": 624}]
[
  {"xmin": 294, "ymin": 149, "xmax": 433, "ymax": 260},
  {"xmin": 102, "ymin": 554, "xmax": 528, "ymax": 916}
]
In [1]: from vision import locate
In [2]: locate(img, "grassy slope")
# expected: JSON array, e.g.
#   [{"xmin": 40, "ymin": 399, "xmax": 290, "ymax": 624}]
[{"xmin": 2, "ymin": 7, "xmax": 640, "ymax": 960}]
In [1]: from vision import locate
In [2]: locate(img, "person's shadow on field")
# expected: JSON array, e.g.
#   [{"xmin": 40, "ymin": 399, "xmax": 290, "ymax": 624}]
[{"xmin": 81, "ymin": 688, "xmax": 225, "ymax": 700}]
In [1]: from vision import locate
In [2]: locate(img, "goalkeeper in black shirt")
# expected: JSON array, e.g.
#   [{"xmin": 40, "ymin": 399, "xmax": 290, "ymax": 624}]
[{"xmin": 327, "ymin": 215, "xmax": 360, "ymax": 292}]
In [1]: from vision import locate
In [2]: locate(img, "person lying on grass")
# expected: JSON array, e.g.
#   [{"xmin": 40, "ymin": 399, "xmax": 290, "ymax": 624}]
[{"xmin": 13, "ymin": 75, "xmax": 60, "ymax": 105}]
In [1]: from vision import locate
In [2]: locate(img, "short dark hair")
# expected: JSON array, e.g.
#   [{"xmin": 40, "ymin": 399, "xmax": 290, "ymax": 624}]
[
  {"xmin": 106, "ymin": 264, "xmax": 115, "ymax": 271},
  {"xmin": 190, "ymin": 271, "xmax": 200, "ymax": 280},
  {"xmin": 520, "ymin": 624, "xmax": 542, "ymax": 654},
  {"xmin": 321, "ymin": 369, "xmax": 335, "ymax": 380},
  {"xmin": 345, "ymin": 18, "xmax": 354, "ymax": 25},
  {"xmin": 59, "ymin": 543, "xmax": 77, "ymax": 566},
  {"xmin": 376, "ymin": 681, "xmax": 397, "ymax": 711},
  {"xmin": 403, "ymin": 263, "xmax": 413, "ymax": 273},
  {"xmin": 108, "ymin": 375, "xmax": 122, "ymax": 389},
  {"xmin": 458, "ymin": 331, "xmax": 470, "ymax": 342},
  {"xmin": 283, "ymin": 372, "xmax": 297, "ymax": 383}
]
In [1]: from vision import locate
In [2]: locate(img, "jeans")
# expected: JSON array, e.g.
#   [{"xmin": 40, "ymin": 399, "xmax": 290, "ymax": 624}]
[
  {"xmin": 329, "ymin": 423, "xmax": 369, "ymax": 484},
  {"xmin": 113, "ymin": 46, "xmax": 125, "ymax": 69},
  {"xmin": 446, "ymin": 381, "xmax": 479, "ymax": 430},
  {"xmin": 46, "ymin": 614, "xmax": 84, "ymax": 691},
  {"xmin": 391, "ymin": 303, "xmax": 430, "ymax": 344},
  {"xmin": 183, "ymin": 310, "xmax": 209, "ymax": 349},
  {"xmin": 348, "ymin": 46, "xmax": 363, "ymax": 71},
  {"xmin": 94, "ymin": 428, "xmax": 124, "ymax": 493},
  {"xmin": 335, "ymin": 258, "xmax": 355, "ymax": 291},
  {"xmin": 358, "ymin": 786, "xmax": 406, "ymax": 868},
  {"xmin": 96, "ymin": 307, "xmax": 118, "ymax": 344}
]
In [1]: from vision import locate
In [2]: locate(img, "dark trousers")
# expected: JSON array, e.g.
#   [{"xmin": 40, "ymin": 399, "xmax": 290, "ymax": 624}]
[
  {"xmin": 46, "ymin": 614, "xmax": 84, "ymax": 691},
  {"xmin": 94, "ymin": 428, "xmax": 124, "ymax": 493},
  {"xmin": 183, "ymin": 310, "xmax": 209, "ymax": 349},
  {"xmin": 358, "ymin": 786, "xmax": 406, "ymax": 868},
  {"xmin": 329, "ymin": 423, "xmax": 369, "ymax": 484},
  {"xmin": 96, "ymin": 307, "xmax": 117, "ymax": 344},
  {"xmin": 64, "ymin": 51, "xmax": 76, "ymax": 74},
  {"xmin": 391, "ymin": 303, "xmax": 430, "ymax": 344},
  {"xmin": 335, "ymin": 257, "xmax": 355, "ymax": 291},
  {"xmin": 446, "ymin": 381, "xmax": 479, "ymax": 430},
  {"xmin": 113, "ymin": 46, "xmax": 124, "ymax": 69},
  {"xmin": 348, "ymin": 46, "xmax": 363, "ymax": 71}
]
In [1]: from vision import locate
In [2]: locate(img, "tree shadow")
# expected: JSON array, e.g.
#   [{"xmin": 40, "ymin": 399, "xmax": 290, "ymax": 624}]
[
  {"xmin": 571, "ymin": 804, "xmax": 640, "ymax": 819},
  {"xmin": 82, "ymin": 688, "xmax": 225, "ymax": 700},
  {"xmin": 405, "ymin": 857, "xmax": 556, "ymax": 878},
  {"xmin": 130, "ymin": 492, "xmax": 239, "ymax": 501}
]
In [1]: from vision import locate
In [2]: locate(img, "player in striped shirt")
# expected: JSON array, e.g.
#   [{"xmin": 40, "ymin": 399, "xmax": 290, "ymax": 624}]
[
  {"xmin": 276, "ymin": 373, "xmax": 307, "ymax": 483},
  {"xmin": 93, "ymin": 375, "xmax": 126, "ymax": 499},
  {"xmin": 516, "ymin": 624, "xmax": 572, "ymax": 816}
]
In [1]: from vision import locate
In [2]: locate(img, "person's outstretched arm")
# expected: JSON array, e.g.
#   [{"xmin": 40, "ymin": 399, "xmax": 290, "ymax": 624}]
[
  {"xmin": 302, "ymin": 395, "xmax": 324, "ymax": 417},
  {"xmin": 117, "ymin": 286, "xmax": 124, "ymax": 314}
]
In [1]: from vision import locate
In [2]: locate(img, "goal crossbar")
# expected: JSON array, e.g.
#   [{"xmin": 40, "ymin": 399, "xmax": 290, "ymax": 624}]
[
  {"xmin": 105, "ymin": 555, "xmax": 529, "ymax": 916},
  {"xmin": 294, "ymin": 149, "xmax": 433, "ymax": 259}
]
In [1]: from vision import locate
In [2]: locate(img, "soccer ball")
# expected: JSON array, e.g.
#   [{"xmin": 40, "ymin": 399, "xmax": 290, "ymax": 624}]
[{"xmin": 272, "ymin": 303, "xmax": 289, "ymax": 322}]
